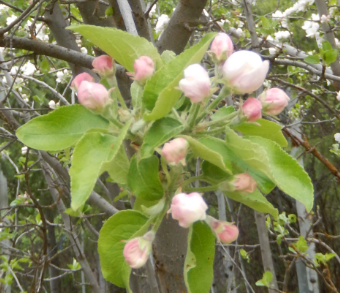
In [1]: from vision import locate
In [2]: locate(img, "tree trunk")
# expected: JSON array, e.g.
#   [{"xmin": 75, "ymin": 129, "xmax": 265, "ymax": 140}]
[
  {"xmin": 153, "ymin": 217, "xmax": 188, "ymax": 293},
  {"xmin": 254, "ymin": 211, "xmax": 279, "ymax": 293},
  {"xmin": 0, "ymin": 167, "xmax": 11, "ymax": 293}
]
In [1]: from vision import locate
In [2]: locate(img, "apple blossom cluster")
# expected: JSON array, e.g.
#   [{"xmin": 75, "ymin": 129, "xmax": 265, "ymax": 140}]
[{"xmin": 70, "ymin": 33, "xmax": 292, "ymax": 271}]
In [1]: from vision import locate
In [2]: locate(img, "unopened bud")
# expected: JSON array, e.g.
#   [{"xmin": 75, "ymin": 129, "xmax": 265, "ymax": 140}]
[
  {"xmin": 259, "ymin": 88, "xmax": 290, "ymax": 115},
  {"xmin": 223, "ymin": 50, "xmax": 269, "ymax": 94},
  {"xmin": 241, "ymin": 97, "xmax": 262, "ymax": 122},
  {"xmin": 123, "ymin": 231, "xmax": 155, "ymax": 269},
  {"xmin": 210, "ymin": 33, "xmax": 234, "ymax": 63},
  {"xmin": 233, "ymin": 173, "xmax": 257, "ymax": 193},
  {"xmin": 161, "ymin": 138, "xmax": 189, "ymax": 166},
  {"xmin": 179, "ymin": 64, "xmax": 211, "ymax": 103},
  {"xmin": 206, "ymin": 216, "xmax": 239, "ymax": 244},
  {"xmin": 132, "ymin": 56, "xmax": 155, "ymax": 84},
  {"xmin": 92, "ymin": 55, "xmax": 115, "ymax": 77},
  {"xmin": 77, "ymin": 81, "xmax": 110, "ymax": 113},
  {"xmin": 170, "ymin": 192, "xmax": 208, "ymax": 228},
  {"xmin": 71, "ymin": 72, "xmax": 94, "ymax": 91}
]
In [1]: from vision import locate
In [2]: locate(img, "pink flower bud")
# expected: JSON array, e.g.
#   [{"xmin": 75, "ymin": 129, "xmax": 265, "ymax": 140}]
[
  {"xmin": 233, "ymin": 173, "xmax": 257, "ymax": 193},
  {"xmin": 206, "ymin": 216, "xmax": 239, "ymax": 244},
  {"xmin": 179, "ymin": 64, "xmax": 211, "ymax": 103},
  {"xmin": 71, "ymin": 73, "xmax": 94, "ymax": 91},
  {"xmin": 259, "ymin": 88, "xmax": 290, "ymax": 115},
  {"xmin": 123, "ymin": 231, "xmax": 155, "ymax": 269},
  {"xmin": 170, "ymin": 192, "xmax": 208, "ymax": 228},
  {"xmin": 133, "ymin": 56, "xmax": 155, "ymax": 84},
  {"xmin": 92, "ymin": 55, "xmax": 115, "ymax": 77},
  {"xmin": 210, "ymin": 33, "xmax": 234, "ymax": 63},
  {"xmin": 222, "ymin": 50, "xmax": 269, "ymax": 94},
  {"xmin": 161, "ymin": 138, "xmax": 189, "ymax": 166},
  {"xmin": 77, "ymin": 81, "xmax": 110, "ymax": 112},
  {"xmin": 241, "ymin": 97, "xmax": 262, "ymax": 122}
]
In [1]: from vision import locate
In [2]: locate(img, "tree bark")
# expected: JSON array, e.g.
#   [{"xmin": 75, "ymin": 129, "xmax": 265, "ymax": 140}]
[
  {"xmin": 0, "ymin": 167, "xmax": 11, "ymax": 293},
  {"xmin": 153, "ymin": 217, "xmax": 188, "ymax": 293},
  {"xmin": 156, "ymin": 0, "xmax": 208, "ymax": 54},
  {"xmin": 254, "ymin": 212, "xmax": 279, "ymax": 293}
]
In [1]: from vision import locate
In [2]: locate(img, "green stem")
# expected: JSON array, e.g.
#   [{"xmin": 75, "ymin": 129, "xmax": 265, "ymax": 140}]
[
  {"xmin": 151, "ymin": 198, "xmax": 170, "ymax": 232},
  {"xmin": 196, "ymin": 86, "xmax": 230, "ymax": 123},
  {"xmin": 107, "ymin": 75, "xmax": 128, "ymax": 110},
  {"xmin": 161, "ymin": 156, "xmax": 171, "ymax": 188},
  {"xmin": 183, "ymin": 185, "xmax": 218, "ymax": 193},
  {"xmin": 186, "ymin": 103, "xmax": 201, "ymax": 129},
  {"xmin": 199, "ymin": 111, "xmax": 238, "ymax": 128},
  {"xmin": 180, "ymin": 175, "xmax": 204, "ymax": 187}
]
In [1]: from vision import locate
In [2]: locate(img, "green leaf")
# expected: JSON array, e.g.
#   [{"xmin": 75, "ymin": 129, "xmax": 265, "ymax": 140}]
[
  {"xmin": 202, "ymin": 161, "xmax": 232, "ymax": 184},
  {"xmin": 182, "ymin": 136, "xmax": 232, "ymax": 174},
  {"xmin": 101, "ymin": 144, "xmax": 130, "ymax": 185},
  {"xmin": 105, "ymin": 6, "xmax": 114, "ymax": 16},
  {"xmin": 221, "ymin": 189, "xmax": 278, "ymax": 218},
  {"xmin": 322, "ymin": 49, "xmax": 338, "ymax": 66},
  {"xmin": 304, "ymin": 54, "xmax": 320, "ymax": 65},
  {"xmin": 210, "ymin": 106, "xmax": 235, "ymax": 121},
  {"xmin": 256, "ymin": 271, "xmax": 273, "ymax": 287},
  {"xmin": 16, "ymin": 105, "xmax": 109, "ymax": 151},
  {"xmin": 70, "ymin": 121, "xmax": 131, "ymax": 210},
  {"xmin": 233, "ymin": 119, "xmax": 287, "ymax": 147},
  {"xmin": 128, "ymin": 155, "xmax": 164, "ymax": 201},
  {"xmin": 161, "ymin": 50, "xmax": 176, "ymax": 64},
  {"xmin": 141, "ymin": 117, "xmax": 184, "ymax": 158},
  {"xmin": 98, "ymin": 210, "xmax": 149, "ymax": 291},
  {"xmin": 225, "ymin": 128, "xmax": 275, "ymax": 194},
  {"xmin": 322, "ymin": 41, "xmax": 332, "ymax": 51},
  {"xmin": 68, "ymin": 25, "xmax": 162, "ymax": 71},
  {"xmin": 130, "ymin": 81, "xmax": 143, "ymax": 110},
  {"xmin": 295, "ymin": 236, "xmax": 308, "ymax": 253},
  {"xmin": 260, "ymin": 16, "xmax": 270, "ymax": 28},
  {"xmin": 184, "ymin": 222, "xmax": 215, "ymax": 293},
  {"xmin": 143, "ymin": 33, "xmax": 217, "ymax": 120},
  {"xmin": 247, "ymin": 137, "xmax": 314, "ymax": 212}
]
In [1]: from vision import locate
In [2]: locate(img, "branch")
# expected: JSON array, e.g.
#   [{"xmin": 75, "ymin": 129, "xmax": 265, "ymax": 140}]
[
  {"xmin": 156, "ymin": 0, "xmax": 208, "ymax": 54},
  {"xmin": 315, "ymin": 0, "xmax": 340, "ymax": 89}
]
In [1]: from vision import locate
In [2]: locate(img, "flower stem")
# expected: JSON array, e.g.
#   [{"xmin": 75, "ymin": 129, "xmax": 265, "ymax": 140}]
[
  {"xmin": 186, "ymin": 103, "xmax": 201, "ymax": 129},
  {"xmin": 183, "ymin": 185, "xmax": 218, "ymax": 193}
]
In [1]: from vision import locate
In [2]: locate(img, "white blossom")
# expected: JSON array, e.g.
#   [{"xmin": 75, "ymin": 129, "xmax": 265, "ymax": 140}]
[
  {"xmin": 274, "ymin": 31, "xmax": 290, "ymax": 41},
  {"xmin": 334, "ymin": 133, "xmax": 340, "ymax": 143},
  {"xmin": 305, "ymin": 23, "xmax": 320, "ymax": 38},
  {"xmin": 10, "ymin": 66, "xmax": 19, "ymax": 75},
  {"xmin": 0, "ymin": 4, "xmax": 9, "ymax": 12},
  {"xmin": 335, "ymin": 38, "xmax": 340, "ymax": 48},
  {"xmin": 337, "ymin": 91, "xmax": 340, "ymax": 101},
  {"xmin": 235, "ymin": 28, "xmax": 244, "ymax": 38},
  {"xmin": 320, "ymin": 15, "xmax": 330, "ymax": 23},
  {"xmin": 148, "ymin": 5, "xmax": 156, "ymax": 17},
  {"xmin": 6, "ymin": 15, "xmax": 17, "ymax": 26},
  {"xmin": 49, "ymin": 100, "xmax": 56, "ymax": 109},
  {"xmin": 311, "ymin": 14, "xmax": 320, "ymax": 21},
  {"xmin": 22, "ymin": 62, "xmax": 36, "ymax": 76},
  {"xmin": 155, "ymin": 14, "xmax": 170, "ymax": 34},
  {"xmin": 21, "ymin": 146, "xmax": 28, "ymax": 155},
  {"xmin": 56, "ymin": 69, "xmax": 71, "ymax": 84},
  {"xmin": 80, "ymin": 47, "xmax": 87, "ymax": 54}
]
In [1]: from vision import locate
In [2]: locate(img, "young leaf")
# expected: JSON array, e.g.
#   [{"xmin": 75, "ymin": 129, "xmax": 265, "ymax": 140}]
[
  {"xmin": 143, "ymin": 32, "xmax": 217, "ymax": 121},
  {"xmin": 161, "ymin": 50, "xmax": 176, "ymax": 64},
  {"xmin": 202, "ymin": 161, "xmax": 232, "ymax": 184},
  {"xmin": 101, "ymin": 144, "xmax": 130, "ymax": 185},
  {"xmin": 322, "ymin": 40, "xmax": 332, "ymax": 51},
  {"xmin": 247, "ymin": 136, "xmax": 314, "ymax": 212},
  {"xmin": 210, "ymin": 106, "xmax": 235, "ymax": 121},
  {"xmin": 70, "ymin": 121, "xmax": 131, "ymax": 210},
  {"xmin": 16, "ymin": 105, "xmax": 109, "ymax": 151},
  {"xmin": 98, "ymin": 210, "xmax": 149, "ymax": 291},
  {"xmin": 232, "ymin": 119, "xmax": 287, "ymax": 147},
  {"xmin": 322, "ymin": 49, "xmax": 338, "ymax": 66},
  {"xmin": 221, "ymin": 189, "xmax": 278, "ymax": 218},
  {"xmin": 130, "ymin": 81, "xmax": 143, "ymax": 110},
  {"xmin": 184, "ymin": 222, "xmax": 215, "ymax": 293},
  {"xmin": 256, "ymin": 271, "xmax": 273, "ymax": 287},
  {"xmin": 141, "ymin": 117, "xmax": 184, "ymax": 158},
  {"xmin": 295, "ymin": 236, "xmax": 309, "ymax": 253},
  {"xmin": 225, "ymin": 128, "xmax": 275, "ymax": 194},
  {"xmin": 182, "ymin": 135, "xmax": 232, "ymax": 174},
  {"xmin": 128, "ymin": 155, "xmax": 164, "ymax": 201},
  {"xmin": 68, "ymin": 25, "xmax": 162, "ymax": 71},
  {"xmin": 303, "ymin": 55, "xmax": 320, "ymax": 65}
]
